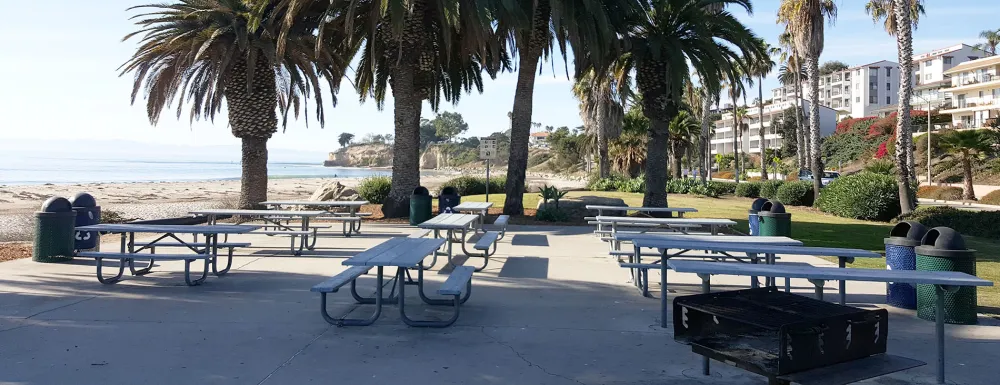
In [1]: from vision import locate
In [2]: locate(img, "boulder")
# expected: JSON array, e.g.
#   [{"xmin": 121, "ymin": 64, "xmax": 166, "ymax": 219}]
[
  {"xmin": 536, "ymin": 195, "xmax": 627, "ymax": 219},
  {"xmin": 309, "ymin": 181, "xmax": 360, "ymax": 202}
]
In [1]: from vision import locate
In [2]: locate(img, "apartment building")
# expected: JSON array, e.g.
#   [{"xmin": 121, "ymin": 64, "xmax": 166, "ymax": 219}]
[
  {"xmin": 910, "ymin": 44, "xmax": 988, "ymax": 111},
  {"xmin": 710, "ymin": 99, "xmax": 836, "ymax": 156},
  {"xmin": 941, "ymin": 55, "xmax": 1000, "ymax": 129},
  {"xmin": 771, "ymin": 61, "xmax": 901, "ymax": 119}
]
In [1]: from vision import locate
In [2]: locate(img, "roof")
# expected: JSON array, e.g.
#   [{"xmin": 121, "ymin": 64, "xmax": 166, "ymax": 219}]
[
  {"xmin": 944, "ymin": 55, "xmax": 1000, "ymax": 75},
  {"xmin": 912, "ymin": 44, "xmax": 972, "ymax": 62},
  {"xmin": 530, "ymin": 131, "xmax": 550, "ymax": 138},
  {"xmin": 848, "ymin": 60, "xmax": 899, "ymax": 70}
]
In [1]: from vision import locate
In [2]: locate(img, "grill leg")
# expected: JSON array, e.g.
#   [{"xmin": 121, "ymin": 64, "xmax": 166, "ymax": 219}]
[
  {"xmin": 838, "ymin": 257, "xmax": 847, "ymax": 305},
  {"xmin": 698, "ymin": 273, "xmax": 712, "ymax": 376},
  {"xmin": 660, "ymin": 251, "xmax": 668, "ymax": 329},
  {"xmin": 808, "ymin": 279, "xmax": 825, "ymax": 301}
]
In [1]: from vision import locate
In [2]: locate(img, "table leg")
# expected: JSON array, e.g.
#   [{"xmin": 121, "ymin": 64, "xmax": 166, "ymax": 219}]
[
  {"xmin": 934, "ymin": 284, "xmax": 956, "ymax": 384},
  {"xmin": 838, "ymin": 257, "xmax": 847, "ymax": 305},
  {"xmin": 699, "ymin": 273, "xmax": 711, "ymax": 376},
  {"xmin": 749, "ymin": 253, "xmax": 759, "ymax": 289},
  {"xmin": 330, "ymin": 266, "xmax": 383, "ymax": 327},
  {"xmin": 446, "ymin": 229, "xmax": 455, "ymax": 267},
  {"xmin": 660, "ymin": 249, "xmax": 668, "ymax": 328}
]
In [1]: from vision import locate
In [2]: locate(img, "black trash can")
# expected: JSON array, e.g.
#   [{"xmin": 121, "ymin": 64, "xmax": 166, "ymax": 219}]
[
  {"xmin": 410, "ymin": 186, "xmax": 433, "ymax": 225},
  {"xmin": 758, "ymin": 201, "xmax": 791, "ymax": 237},
  {"xmin": 438, "ymin": 186, "xmax": 461, "ymax": 214},
  {"xmin": 748, "ymin": 198, "xmax": 769, "ymax": 236},
  {"xmin": 884, "ymin": 221, "xmax": 927, "ymax": 310},
  {"xmin": 71, "ymin": 192, "xmax": 101, "ymax": 250},
  {"xmin": 916, "ymin": 227, "xmax": 978, "ymax": 325},
  {"xmin": 33, "ymin": 197, "xmax": 76, "ymax": 263}
]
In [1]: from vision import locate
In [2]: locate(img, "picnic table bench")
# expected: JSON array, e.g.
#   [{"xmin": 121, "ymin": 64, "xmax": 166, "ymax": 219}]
[
  {"xmin": 190, "ymin": 209, "xmax": 326, "ymax": 255},
  {"xmin": 452, "ymin": 202, "xmax": 493, "ymax": 233},
  {"xmin": 668, "ymin": 259, "xmax": 994, "ymax": 385},
  {"xmin": 311, "ymin": 237, "xmax": 475, "ymax": 328},
  {"xmin": 262, "ymin": 200, "xmax": 368, "ymax": 234},
  {"xmin": 73, "ymin": 224, "xmax": 258, "ymax": 285}
]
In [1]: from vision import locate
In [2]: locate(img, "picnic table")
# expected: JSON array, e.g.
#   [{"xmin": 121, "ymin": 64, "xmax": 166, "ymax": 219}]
[
  {"xmin": 587, "ymin": 205, "xmax": 698, "ymax": 237},
  {"xmin": 74, "ymin": 223, "xmax": 259, "ymax": 285},
  {"xmin": 262, "ymin": 200, "xmax": 368, "ymax": 234},
  {"xmin": 452, "ymin": 202, "xmax": 493, "ymax": 232},
  {"xmin": 668, "ymin": 259, "xmax": 994, "ymax": 385},
  {"xmin": 596, "ymin": 216, "xmax": 735, "ymax": 248},
  {"xmin": 311, "ymin": 237, "xmax": 475, "ymax": 327},
  {"xmin": 190, "ymin": 209, "xmax": 326, "ymax": 255},
  {"xmin": 418, "ymin": 213, "xmax": 482, "ymax": 268}
]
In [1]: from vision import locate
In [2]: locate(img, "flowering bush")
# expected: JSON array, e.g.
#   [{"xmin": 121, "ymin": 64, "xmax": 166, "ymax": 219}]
[
  {"xmin": 836, "ymin": 116, "xmax": 878, "ymax": 134},
  {"xmin": 874, "ymin": 142, "xmax": 889, "ymax": 159}
]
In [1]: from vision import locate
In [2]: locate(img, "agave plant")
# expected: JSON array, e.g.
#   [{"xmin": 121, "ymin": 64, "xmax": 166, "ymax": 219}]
[{"xmin": 538, "ymin": 184, "xmax": 568, "ymax": 208}]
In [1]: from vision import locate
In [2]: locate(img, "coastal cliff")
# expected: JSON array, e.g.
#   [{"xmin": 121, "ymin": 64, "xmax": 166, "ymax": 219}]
[{"xmin": 324, "ymin": 144, "xmax": 392, "ymax": 167}]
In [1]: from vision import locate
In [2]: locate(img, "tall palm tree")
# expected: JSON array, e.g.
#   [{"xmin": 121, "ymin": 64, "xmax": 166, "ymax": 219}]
[
  {"xmin": 698, "ymin": 88, "xmax": 715, "ymax": 183},
  {"xmin": 778, "ymin": 31, "xmax": 808, "ymax": 167},
  {"xmin": 572, "ymin": 66, "xmax": 629, "ymax": 178},
  {"xmin": 668, "ymin": 111, "xmax": 700, "ymax": 179},
  {"xmin": 120, "ymin": 0, "xmax": 353, "ymax": 209},
  {"xmin": 778, "ymin": 0, "xmax": 837, "ymax": 200},
  {"xmin": 749, "ymin": 39, "xmax": 778, "ymax": 180},
  {"xmin": 938, "ymin": 130, "xmax": 993, "ymax": 200},
  {"xmin": 731, "ymin": 105, "xmax": 749, "ymax": 180},
  {"xmin": 600, "ymin": 0, "xmax": 763, "ymax": 207},
  {"xmin": 976, "ymin": 29, "xmax": 1000, "ymax": 56},
  {"xmin": 866, "ymin": 0, "xmax": 924, "ymax": 214},
  {"xmin": 289, "ymin": 0, "xmax": 502, "ymax": 217},
  {"xmin": 498, "ymin": 0, "xmax": 640, "ymax": 216}
]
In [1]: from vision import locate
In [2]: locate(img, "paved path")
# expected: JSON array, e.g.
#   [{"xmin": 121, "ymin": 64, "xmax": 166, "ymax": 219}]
[{"xmin": 0, "ymin": 224, "xmax": 997, "ymax": 384}]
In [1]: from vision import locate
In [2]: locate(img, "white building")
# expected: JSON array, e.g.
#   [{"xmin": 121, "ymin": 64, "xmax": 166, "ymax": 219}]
[
  {"xmin": 771, "ymin": 60, "xmax": 901, "ymax": 119},
  {"xmin": 940, "ymin": 55, "xmax": 1000, "ymax": 129},
  {"xmin": 710, "ymin": 100, "xmax": 837, "ymax": 156},
  {"xmin": 910, "ymin": 44, "xmax": 988, "ymax": 111}
]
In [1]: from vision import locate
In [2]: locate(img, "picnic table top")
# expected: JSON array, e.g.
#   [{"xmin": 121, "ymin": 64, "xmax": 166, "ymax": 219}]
[
  {"xmin": 261, "ymin": 200, "xmax": 368, "ymax": 207},
  {"xmin": 189, "ymin": 209, "xmax": 326, "ymax": 217},
  {"xmin": 586, "ymin": 205, "xmax": 698, "ymax": 213},
  {"xmin": 634, "ymin": 238, "xmax": 880, "ymax": 258},
  {"xmin": 418, "ymin": 213, "xmax": 480, "ymax": 229},
  {"xmin": 595, "ymin": 216, "xmax": 735, "ymax": 225},
  {"xmin": 75, "ymin": 224, "xmax": 260, "ymax": 235},
  {"xmin": 668, "ymin": 260, "xmax": 993, "ymax": 287},
  {"xmin": 343, "ymin": 237, "xmax": 446, "ymax": 267},
  {"xmin": 453, "ymin": 202, "xmax": 494, "ymax": 210},
  {"xmin": 615, "ymin": 234, "xmax": 802, "ymax": 246}
]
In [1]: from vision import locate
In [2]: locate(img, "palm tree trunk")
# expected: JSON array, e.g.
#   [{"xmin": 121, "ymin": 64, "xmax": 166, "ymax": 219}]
[
  {"xmin": 894, "ymin": 0, "xmax": 915, "ymax": 214},
  {"xmin": 962, "ymin": 156, "xmax": 975, "ymax": 200},
  {"xmin": 381, "ymin": 65, "xmax": 423, "ymax": 217},
  {"xmin": 758, "ymin": 76, "xmax": 768, "ymax": 181},
  {"xmin": 503, "ymin": 4, "xmax": 549, "ymax": 216},
  {"xmin": 224, "ymin": 55, "xmax": 277, "ymax": 209},
  {"xmin": 685, "ymin": 143, "xmax": 693, "ymax": 179},
  {"xmin": 238, "ymin": 137, "xmax": 269, "ymax": 209},
  {"xmin": 670, "ymin": 141, "xmax": 682, "ymax": 179},
  {"xmin": 806, "ymin": 55, "xmax": 823, "ymax": 199},
  {"xmin": 699, "ymin": 95, "xmax": 712, "ymax": 183},
  {"xmin": 731, "ymin": 100, "xmax": 739, "ymax": 183},
  {"xmin": 596, "ymin": 102, "xmax": 611, "ymax": 178},
  {"xmin": 645, "ymin": 119, "xmax": 670, "ymax": 207}
]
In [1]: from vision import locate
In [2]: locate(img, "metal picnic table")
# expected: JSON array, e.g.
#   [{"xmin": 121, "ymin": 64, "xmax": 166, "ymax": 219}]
[
  {"xmin": 451, "ymin": 202, "xmax": 493, "ymax": 232},
  {"xmin": 189, "ymin": 209, "xmax": 325, "ymax": 255},
  {"xmin": 418, "ymin": 213, "xmax": 480, "ymax": 268},
  {"xmin": 74, "ymin": 223, "xmax": 259, "ymax": 285},
  {"xmin": 587, "ymin": 205, "xmax": 698, "ymax": 237},
  {"xmin": 261, "ymin": 200, "xmax": 368, "ymax": 234}
]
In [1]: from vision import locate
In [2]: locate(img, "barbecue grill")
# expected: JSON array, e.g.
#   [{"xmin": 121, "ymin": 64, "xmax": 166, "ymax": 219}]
[{"xmin": 674, "ymin": 287, "xmax": 924, "ymax": 385}]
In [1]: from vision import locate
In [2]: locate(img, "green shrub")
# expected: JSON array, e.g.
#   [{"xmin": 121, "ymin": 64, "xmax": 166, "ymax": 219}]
[
  {"xmin": 356, "ymin": 176, "xmax": 392, "ymax": 204},
  {"xmin": 897, "ymin": 206, "xmax": 1000, "ymax": 239},
  {"xmin": 707, "ymin": 181, "xmax": 738, "ymax": 195},
  {"xmin": 100, "ymin": 210, "xmax": 138, "ymax": 224},
  {"xmin": 689, "ymin": 183, "xmax": 720, "ymax": 198},
  {"xmin": 439, "ymin": 176, "xmax": 507, "ymax": 196},
  {"xmin": 864, "ymin": 160, "xmax": 895, "ymax": 175},
  {"xmin": 980, "ymin": 190, "xmax": 1000, "ymax": 205},
  {"xmin": 488, "ymin": 176, "xmax": 506, "ymax": 194},
  {"xmin": 535, "ymin": 207, "xmax": 570, "ymax": 222},
  {"xmin": 666, "ymin": 178, "xmax": 699, "ymax": 194},
  {"xmin": 615, "ymin": 176, "xmax": 646, "ymax": 193},
  {"xmin": 816, "ymin": 172, "xmax": 901, "ymax": 221},
  {"xmin": 735, "ymin": 182, "xmax": 762, "ymax": 198},
  {"xmin": 775, "ymin": 181, "xmax": 815, "ymax": 206},
  {"xmin": 588, "ymin": 176, "xmax": 618, "ymax": 191},
  {"xmin": 759, "ymin": 180, "xmax": 785, "ymax": 199}
]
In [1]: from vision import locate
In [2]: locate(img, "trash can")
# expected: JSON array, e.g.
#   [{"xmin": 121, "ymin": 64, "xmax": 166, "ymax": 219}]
[
  {"xmin": 409, "ymin": 186, "xmax": 433, "ymax": 225},
  {"xmin": 757, "ymin": 200, "xmax": 791, "ymax": 237},
  {"xmin": 71, "ymin": 192, "xmax": 101, "ymax": 250},
  {"xmin": 916, "ymin": 227, "xmax": 978, "ymax": 325},
  {"xmin": 884, "ymin": 221, "xmax": 927, "ymax": 309},
  {"xmin": 438, "ymin": 186, "xmax": 461, "ymax": 214},
  {"xmin": 32, "ymin": 197, "xmax": 76, "ymax": 263},
  {"xmin": 748, "ymin": 198, "xmax": 769, "ymax": 236}
]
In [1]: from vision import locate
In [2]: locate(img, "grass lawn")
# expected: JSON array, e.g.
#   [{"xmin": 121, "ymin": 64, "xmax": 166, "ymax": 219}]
[{"xmin": 462, "ymin": 191, "xmax": 1000, "ymax": 313}]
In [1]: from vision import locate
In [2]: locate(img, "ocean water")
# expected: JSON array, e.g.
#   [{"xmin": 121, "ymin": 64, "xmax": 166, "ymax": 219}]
[{"xmin": 0, "ymin": 156, "xmax": 390, "ymax": 185}]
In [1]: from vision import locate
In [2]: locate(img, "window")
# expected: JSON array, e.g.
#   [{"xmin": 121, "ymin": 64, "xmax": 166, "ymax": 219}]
[
  {"xmin": 870, "ymin": 96, "xmax": 878, "ymax": 104},
  {"xmin": 925, "ymin": 74, "xmax": 932, "ymax": 80},
  {"xmin": 886, "ymin": 96, "xmax": 891, "ymax": 104},
  {"xmin": 886, "ymin": 82, "xmax": 890, "ymax": 91},
  {"xmin": 856, "ymin": 97, "xmax": 861, "ymax": 103},
  {"xmin": 886, "ymin": 67, "xmax": 892, "ymax": 76},
  {"xmin": 944, "ymin": 56, "xmax": 953, "ymax": 65},
  {"xmin": 969, "ymin": 56, "xmax": 979, "ymax": 60},
  {"xmin": 994, "ymin": 89, "xmax": 1000, "ymax": 99},
  {"xmin": 924, "ymin": 61, "xmax": 931, "ymax": 68},
  {"xmin": 958, "ymin": 94, "xmax": 966, "ymax": 108}
]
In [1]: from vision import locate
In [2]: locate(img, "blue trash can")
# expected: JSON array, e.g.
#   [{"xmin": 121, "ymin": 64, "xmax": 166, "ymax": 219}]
[
  {"xmin": 438, "ymin": 187, "xmax": 461, "ymax": 214},
  {"xmin": 748, "ymin": 198, "xmax": 768, "ymax": 236},
  {"xmin": 70, "ymin": 192, "xmax": 101, "ymax": 250},
  {"xmin": 884, "ymin": 221, "xmax": 927, "ymax": 309}
]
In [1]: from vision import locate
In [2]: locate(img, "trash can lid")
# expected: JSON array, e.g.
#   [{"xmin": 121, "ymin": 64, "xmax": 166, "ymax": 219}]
[
  {"xmin": 915, "ymin": 227, "xmax": 975, "ymax": 258},
  {"xmin": 70, "ymin": 192, "xmax": 97, "ymax": 208},
  {"xmin": 412, "ymin": 186, "xmax": 429, "ymax": 196},
  {"xmin": 441, "ymin": 186, "xmax": 458, "ymax": 196},
  {"xmin": 885, "ymin": 221, "xmax": 928, "ymax": 246},
  {"xmin": 39, "ymin": 196, "xmax": 73, "ymax": 213},
  {"xmin": 750, "ymin": 198, "xmax": 769, "ymax": 211},
  {"xmin": 759, "ymin": 200, "xmax": 791, "ymax": 218}
]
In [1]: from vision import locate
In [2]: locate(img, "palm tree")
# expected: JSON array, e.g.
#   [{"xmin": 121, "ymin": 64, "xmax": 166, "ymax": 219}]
[
  {"xmin": 572, "ymin": 66, "xmax": 629, "ymax": 179},
  {"xmin": 611, "ymin": 106, "xmax": 648, "ymax": 177},
  {"xmin": 668, "ymin": 111, "xmax": 700, "ymax": 179},
  {"xmin": 749, "ymin": 39, "xmax": 778, "ymax": 180},
  {"xmin": 120, "ymin": 0, "xmax": 353, "ymax": 209},
  {"xmin": 938, "ymin": 130, "xmax": 994, "ymax": 200},
  {"xmin": 866, "ymin": 0, "xmax": 924, "ymax": 214},
  {"xmin": 976, "ymin": 29, "xmax": 1000, "ymax": 56},
  {"xmin": 602, "ymin": 0, "xmax": 763, "ymax": 207},
  {"xmin": 731, "ymin": 105, "xmax": 749, "ymax": 180},
  {"xmin": 498, "ymin": 0, "xmax": 640, "ymax": 216},
  {"xmin": 778, "ymin": 31, "xmax": 808, "ymax": 167},
  {"xmin": 778, "ymin": 0, "xmax": 838, "ymax": 200},
  {"xmin": 293, "ymin": 0, "xmax": 502, "ymax": 217}
]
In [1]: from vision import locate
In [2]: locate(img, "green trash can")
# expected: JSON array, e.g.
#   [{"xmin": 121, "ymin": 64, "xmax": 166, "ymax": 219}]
[
  {"xmin": 409, "ymin": 186, "xmax": 433, "ymax": 225},
  {"xmin": 916, "ymin": 227, "xmax": 978, "ymax": 325},
  {"xmin": 757, "ymin": 200, "xmax": 791, "ymax": 237},
  {"xmin": 33, "ymin": 197, "xmax": 76, "ymax": 263}
]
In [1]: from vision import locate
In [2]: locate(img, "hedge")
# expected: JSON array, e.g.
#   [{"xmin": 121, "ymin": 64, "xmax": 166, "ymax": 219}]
[
  {"xmin": 816, "ymin": 172, "xmax": 902, "ymax": 221},
  {"xmin": 897, "ymin": 206, "xmax": 1000, "ymax": 239},
  {"xmin": 916, "ymin": 186, "xmax": 964, "ymax": 201},
  {"xmin": 708, "ymin": 181, "xmax": 739, "ymax": 195},
  {"xmin": 775, "ymin": 181, "xmax": 815, "ymax": 206},
  {"xmin": 759, "ymin": 180, "xmax": 785, "ymax": 199},
  {"xmin": 980, "ymin": 190, "xmax": 1000, "ymax": 205},
  {"xmin": 735, "ymin": 182, "xmax": 762, "ymax": 198},
  {"xmin": 356, "ymin": 176, "xmax": 392, "ymax": 204},
  {"xmin": 439, "ymin": 176, "xmax": 508, "ymax": 196}
]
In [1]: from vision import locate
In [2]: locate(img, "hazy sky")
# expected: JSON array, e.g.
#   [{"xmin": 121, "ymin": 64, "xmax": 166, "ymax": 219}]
[{"xmin": 1, "ymin": 0, "xmax": 996, "ymax": 158}]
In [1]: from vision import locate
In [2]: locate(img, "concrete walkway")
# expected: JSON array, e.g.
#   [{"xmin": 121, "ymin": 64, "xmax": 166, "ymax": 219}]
[{"xmin": 0, "ymin": 223, "xmax": 997, "ymax": 385}]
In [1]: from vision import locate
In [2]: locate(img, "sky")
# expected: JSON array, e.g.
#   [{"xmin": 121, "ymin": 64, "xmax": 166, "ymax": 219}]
[{"xmin": 1, "ymin": 0, "xmax": 997, "ymax": 162}]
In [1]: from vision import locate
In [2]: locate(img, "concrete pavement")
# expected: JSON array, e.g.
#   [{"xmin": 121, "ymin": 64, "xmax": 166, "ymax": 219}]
[{"xmin": 0, "ymin": 223, "xmax": 997, "ymax": 385}]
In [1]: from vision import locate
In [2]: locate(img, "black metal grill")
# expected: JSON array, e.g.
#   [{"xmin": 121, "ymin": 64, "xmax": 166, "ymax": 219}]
[{"xmin": 674, "ymin": 287, "xmax": 888, "ymax": 377}]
